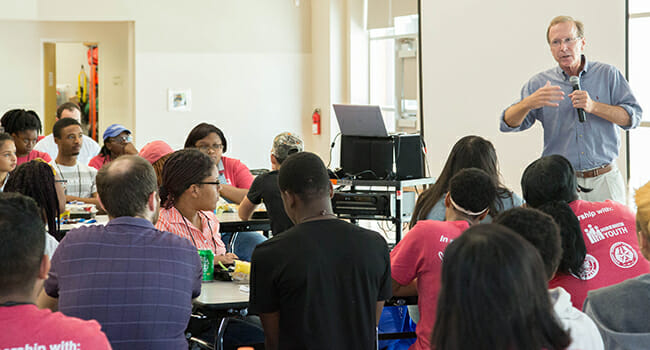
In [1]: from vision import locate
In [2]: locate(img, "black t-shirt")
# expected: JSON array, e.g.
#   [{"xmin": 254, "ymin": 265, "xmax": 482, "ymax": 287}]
[
  {"xmin": 249, "ymin": 219, "xmax": 391, "ymax": 350},
  {"xmin": 246, "ymin": 170, "xmax": 293, "ymax": 235}
]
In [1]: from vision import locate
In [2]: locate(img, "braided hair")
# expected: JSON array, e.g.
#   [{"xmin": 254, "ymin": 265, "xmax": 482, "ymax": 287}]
[
  {"xmin": 160, "ymin": 149, "xmax": 214, "ymax": 209},
  {"xmin": 0, "ymin": 109, "xmax": 43, "ymax": 134},
  {"xmin": 4, "ymin": 160, "xmax": 62, "ymax": 241},
  {"xmin": 152, "ymin": 153, "xmax": 173, "ymax": 187}
]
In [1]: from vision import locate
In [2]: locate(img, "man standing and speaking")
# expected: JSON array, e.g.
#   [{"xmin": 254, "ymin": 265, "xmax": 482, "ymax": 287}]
[{"xmin": 500, "ymin": 16, "xmax": 641, "ymax": 204}]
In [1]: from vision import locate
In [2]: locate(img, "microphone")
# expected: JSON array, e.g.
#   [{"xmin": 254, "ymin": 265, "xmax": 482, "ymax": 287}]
[{"xmin": 569, "ymin": 76, "xmax": 586, "ymax": 123}]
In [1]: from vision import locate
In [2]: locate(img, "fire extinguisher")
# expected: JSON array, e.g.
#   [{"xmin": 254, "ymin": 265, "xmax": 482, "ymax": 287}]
[{"xmin": 312, "ymin": 108, "xmax": 321, "ymax": 135}]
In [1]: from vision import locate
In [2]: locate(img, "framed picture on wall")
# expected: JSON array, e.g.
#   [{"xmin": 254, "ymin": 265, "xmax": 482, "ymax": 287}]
[{"xmin": 168, "ymin": 89, "xmax": 192, "ymax": 112}]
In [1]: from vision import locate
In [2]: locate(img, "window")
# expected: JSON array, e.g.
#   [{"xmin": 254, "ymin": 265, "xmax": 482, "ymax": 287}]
[
  {"xmin": 368, "ymin": 15, "xmax": 419, "ymax": 133},
  {"xmin": 628, "ymin": 1, "xmax": 650, "ymax": 204},
  {"xmin": 369, "ymin": 27, "xmax": 396, "ymax": 131}
]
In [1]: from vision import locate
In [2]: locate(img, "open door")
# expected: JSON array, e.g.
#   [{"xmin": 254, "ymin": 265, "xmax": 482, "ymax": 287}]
[{"xmin": 43, "ymin": 42, "xmax": 57, "ymax": 135}]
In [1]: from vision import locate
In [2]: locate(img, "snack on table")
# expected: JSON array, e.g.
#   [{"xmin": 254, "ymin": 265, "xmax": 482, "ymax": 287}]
[
  {"xmin": 66, "ymin": 202, "xmax": 97, "ymax": 219},
  {"xmin": 215, "ymin": 197, "xmax": 237, "ymax": 214},
  {"xmin": 231, "ymin": 260, "xmax": 251, "ymax": 283}
]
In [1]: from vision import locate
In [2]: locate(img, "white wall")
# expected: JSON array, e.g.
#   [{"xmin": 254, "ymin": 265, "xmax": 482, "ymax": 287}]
[
  {"xmin": 0, "ymin": 0, "xmax": 312, "ymax": 170},
  {"xmin": 420, "ymin": 0, "xmax": 627, "ymax": 194},
  {"xmin": 0, "ymin": 20, "xmax": 133, "ymax": 140},
  {"xmin": 0, "ymin": 0, "xmax": 628, "ymax": 175},
  {"xmin": 0, "ymin": 0, "xmax": 37, "ymax": 19},
  {"xmin": 135, "ymin": 52, "xmax": 309, "ymax": 168},
  {"xmin": 0, "ymin": 21, "xmax": 41, "ymax": 113}
]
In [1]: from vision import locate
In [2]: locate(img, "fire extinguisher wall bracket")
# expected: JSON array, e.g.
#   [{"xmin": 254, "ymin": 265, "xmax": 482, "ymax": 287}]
[{"xmin": 312, "ymin": 108, "xmax": 321, "ymax": 135}]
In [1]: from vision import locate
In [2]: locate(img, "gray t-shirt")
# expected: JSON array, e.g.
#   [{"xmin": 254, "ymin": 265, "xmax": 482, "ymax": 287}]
[
  {"xmin": 584, "ymin": 274, "xmax": 650, "ymax": 350},
  {"xmin": 50, "ymin": 160, "xmax": 97, "ymax": 198}
]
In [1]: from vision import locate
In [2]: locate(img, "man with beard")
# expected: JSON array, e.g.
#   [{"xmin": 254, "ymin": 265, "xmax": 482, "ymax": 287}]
[{"xmin": 38, "ymin": 155, "xmax": 203, "ymax": 350}]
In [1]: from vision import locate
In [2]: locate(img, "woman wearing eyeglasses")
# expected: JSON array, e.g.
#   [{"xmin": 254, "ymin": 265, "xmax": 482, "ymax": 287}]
[
  {"xmin": 183, "ymin": 123, "xmax": 266, "ymax": 261},
  {"xmin": 156, "ymin": 149, "xmax": 238, "ymax": 265},
  {"xmin": 184, "ymin": 123, "xmax": 254, "ymax": 204},
  {"xmin": 88, "ymin": 124, "xmax": 139, "ymax": 170}
]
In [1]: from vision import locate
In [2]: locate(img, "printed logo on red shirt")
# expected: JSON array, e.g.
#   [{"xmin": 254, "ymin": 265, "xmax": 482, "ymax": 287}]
[
  {"xmin": 576, "ymin": 254, "xmax": 599, "ymax": 280},
  {"xmin": 438, "ymin": 251, "xmax": 444, "ymax": 261},
  {"xmin": 584, "ymin": 224, "xmax": 606, "ymax": 244},
  {"xmin": 609, "ymin": 242, "xmax": 638, "ymax": 269},
  {"xmin": 584, "ymin": 222, "xmax": 630, "ymax": 244}
]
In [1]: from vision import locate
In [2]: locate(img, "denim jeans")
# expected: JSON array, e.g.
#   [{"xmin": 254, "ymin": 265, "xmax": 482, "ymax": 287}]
[{"xmin": 221, "ymin": 231, "xmax": 267, "ymax": 262}]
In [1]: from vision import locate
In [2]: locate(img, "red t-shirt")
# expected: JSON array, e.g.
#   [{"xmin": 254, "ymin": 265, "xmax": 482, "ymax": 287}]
[
  {"xmin": 0, "ymin": 304, "xmax": 111, "ymax": 349},
  {"xmin": 88, "ymin": 154, "xmax": 110, "ymax": 170},
  {"xmin": 390, "ymin": 220, "xmax": 470, "ymax": 350},
  {"xmin": 220, "ymin": 156, "xmax": 254, "ymax": 189},
  {"xmin": 549, "ymin": 200, "xmax": 650, "ymax": 309},
  {"xmin": 16, "ymin": 150, "xmax": 51, "ymax": 166}
]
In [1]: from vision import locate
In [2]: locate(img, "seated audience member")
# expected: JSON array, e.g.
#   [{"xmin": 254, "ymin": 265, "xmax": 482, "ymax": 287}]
[
  {"xmin": 185, "ymin": 123, "xmax": 265, "ymax": 260},
  {"xmin": 138, "ymin": 140, "xmax": 174, "ymax": 186},
  {"xmin": 38, "ymin": 155, "xmax": 202, "ymax": 350},
  {"xmin": 239, "ymin": 132, "xmax": 303, "ymax": 236},
  {"xmin": 249, "ymin": 152, "xmax": 391, "ymax": 350},
  {"xmin": 583, "ymin": 182, "xmax": 650, "ymax": 349},
  {"xmin": 0, "ymin": 193, "xmax": 111, "ymax": 349},
  {"xmin": 34, "ymin": 102, "xmax": 100, "ymax": 165},
  {"xmin": 537, "ymin": 201, "xmax": 589, "ymax": 289},
  {"xmin": 409, "ymin": 135, "xmax": 523, "ymax": 227},
  {"xmin": 431, "ymin": 223, "xmax": 571, "ymax": 350},
  {"xmin": 5, "ymin": 160, "xmax": 65, "ymax": 255},
  {"xmin": 48, "ymin": 118, "xmax": 100, "ymax": 208},
  {"xmin": 156, "ymin": 149, "xmax": 238, "ymax": 264},
  {"xmin": 88, "ymin": 123, "xmax": 138, "ymax": 170},
  {"xmin": 0, "ymin": 109, "xmax": 51, "ymax": 165},
  {"xmin": 521, "ymin": 155, "xmax": 650, "ymax": 309},
  {"xmin": 494, "ymin": 208, "xmax": 604, "ymax": 350},
  {"xmin": 0, "ymin": 133, "xmax": 17, "ymax": 191},
  {"xmin": 391, "ymin": 168, "xmax": 496, "ymax": 350},
  {"xmin": 184, "ymin": 122, "xmax": 253, "ymax": 204}
]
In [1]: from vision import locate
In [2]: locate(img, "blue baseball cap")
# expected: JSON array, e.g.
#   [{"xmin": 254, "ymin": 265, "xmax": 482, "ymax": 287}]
[{"xmin": 103, "ymin": 124, "xmax": 131, "ymax": 141}]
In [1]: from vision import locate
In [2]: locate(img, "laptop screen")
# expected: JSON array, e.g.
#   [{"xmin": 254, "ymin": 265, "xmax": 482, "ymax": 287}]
[{"xmin": 333, "ymin": 104, "xmax": 389, "ymax": 137}]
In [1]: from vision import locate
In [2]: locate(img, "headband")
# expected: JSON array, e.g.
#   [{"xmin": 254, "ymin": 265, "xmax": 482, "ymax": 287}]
[{"xmin": 449, "ymin": 195, "xmax": 489, "ymax": 217}]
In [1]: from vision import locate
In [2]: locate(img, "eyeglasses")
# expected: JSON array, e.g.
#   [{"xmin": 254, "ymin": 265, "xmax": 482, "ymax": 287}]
[
  {"xmin": 197, "ymin": 144, "xmax": 223, "ymax": 153},
  {"xmin": 109, "ymin": 135, "xmax": 133, "ymax": 143},
  {"xmin": 197, "ymin": 181, "xmax": 220, "ymax": 186},
  {"xmin": 550, "ymin": 37, "xmax": 581, "ymax": 48}
]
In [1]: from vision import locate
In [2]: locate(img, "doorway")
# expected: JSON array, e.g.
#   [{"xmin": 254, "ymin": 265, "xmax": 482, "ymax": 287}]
[{"xmin": 43, "ymin": 42, "xmax": 99, "ymax": 141}]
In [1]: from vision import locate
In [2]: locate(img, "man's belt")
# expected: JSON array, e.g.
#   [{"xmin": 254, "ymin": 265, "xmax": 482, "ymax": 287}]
[{"xmin": 576, "ymin": 164, "xmax": 613, "ymax": 178}]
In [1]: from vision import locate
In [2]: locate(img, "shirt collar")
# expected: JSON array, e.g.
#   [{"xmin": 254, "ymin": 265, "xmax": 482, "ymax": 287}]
[
  {"xmin": 449, "ymin": 220, "xmax": 471, "ymax": 231},
  {"xmin": 163, "ymin": 207, "xmax": 213, "ymax": 229},
  {"xmin": 162, "ymin": 207, "xmax": 187, "ymax": 224},
  {"xmin": 218, "ymin": 159, "xmax": 225, "ymax": 172},
  {"xmin": 556, "ymin": 54, "xmax": 590, "ymax": 80},
  {"xmin": 106, "ymin": 216, "xmax": 156, "ymax": 230}
]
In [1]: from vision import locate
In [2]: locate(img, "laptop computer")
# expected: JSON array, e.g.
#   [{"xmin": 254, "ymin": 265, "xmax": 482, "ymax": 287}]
[{"xmin": 333, "ymin": 104, "xmax": 389, "ymax": 137}]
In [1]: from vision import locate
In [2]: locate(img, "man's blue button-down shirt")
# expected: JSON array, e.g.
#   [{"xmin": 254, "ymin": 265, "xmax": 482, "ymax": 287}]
[{"xmin": 500, "ymin": 57, "xmax": 642, "ymax": 171}]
